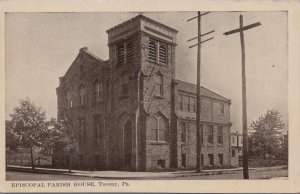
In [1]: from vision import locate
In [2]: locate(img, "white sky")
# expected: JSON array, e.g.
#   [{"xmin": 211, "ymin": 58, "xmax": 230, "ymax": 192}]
[{"xmin": 5, "ymin": 12, "xmax": 288, "ymax": 132}]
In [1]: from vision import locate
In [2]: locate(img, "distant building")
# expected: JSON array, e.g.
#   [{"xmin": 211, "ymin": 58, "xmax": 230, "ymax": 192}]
[
  {"xmin": 56, "ymin": 15, "xmax": 232, "ymax": 171},
  {"xmin": 230, "ymin": 132, "xmax": 243, "ymax": 167}
]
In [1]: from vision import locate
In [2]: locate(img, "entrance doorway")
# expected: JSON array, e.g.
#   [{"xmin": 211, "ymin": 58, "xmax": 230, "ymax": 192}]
[{"xmin": 123, "ymin": 120, "xmax": 133, "ymax": 170}]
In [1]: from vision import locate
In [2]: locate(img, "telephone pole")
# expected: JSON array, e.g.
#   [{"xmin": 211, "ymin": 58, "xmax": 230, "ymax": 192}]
[
  {"xmin": 223, "ymin": 14, "xmax": 261, "ymax": 179},
  {"xmin": 187, "ymin": 11, "xmax": 214, "ymax": 173}
]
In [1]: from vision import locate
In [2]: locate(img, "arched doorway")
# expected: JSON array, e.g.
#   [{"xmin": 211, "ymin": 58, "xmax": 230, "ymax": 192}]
[{"xmin": 123, "ymin": 120, "xmax": 133, "ymax": 170}]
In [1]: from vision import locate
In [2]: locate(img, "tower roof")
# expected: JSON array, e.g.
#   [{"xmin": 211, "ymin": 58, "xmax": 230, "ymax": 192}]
[{"xmin": 106, "ymin": 14, "xmax": 178, "ymax": 34}]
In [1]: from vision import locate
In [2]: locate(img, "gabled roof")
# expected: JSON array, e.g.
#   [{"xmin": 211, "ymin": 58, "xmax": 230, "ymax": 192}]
[
  {"xmin": 174, "ymin": 79, "xmax": 231, "ymax": 103},
  {"xmin": 106, "ymin": 14, "xmax": 178, "ymax": 33},
  {"xmin": 64, "ymin": 47, "xmax": 107, "ymax": 77}
]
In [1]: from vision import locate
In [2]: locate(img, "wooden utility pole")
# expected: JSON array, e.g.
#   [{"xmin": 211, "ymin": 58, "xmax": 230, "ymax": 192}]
[
  {"xmin": 187, "ymin": 11, "xmax": 214, "ymax": 173},
  {"xmin": 224, "ymin": 15, "xmax": 261, "ymax": 179}
]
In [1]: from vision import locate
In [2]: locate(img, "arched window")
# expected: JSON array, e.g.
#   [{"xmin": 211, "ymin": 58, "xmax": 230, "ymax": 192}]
[
  {"xmin": 148, "ymin": 39, "xmax": 157, "ymax": 62},
  {"xmin": 154, "ymin": 73, "xmax": 163, "ymax": 96},
  {"xmin": 93, "ymin": 115, "xmax": 102, "ymax": 144},
  {"xmin": 93, "ymin": 81, "xmax": 102, "ymax": 103},
  {"xmin": 120, "ymin": 74, "xmax": 129, "ymax": 98},
  {"xmin": 66, "ymin": 90, "xmax": 73, "ymax": 108},
  {"xmin": 149, "ymin": 114, "xmax": 168, "ymax": 142},
  {"xmin": 159, "ymin": 44, "xmax": 167, "ymax": 64},
  {"xmin": 78, "ymin": 85, "xmax": 85, "ymax": 106},
  {"xmin": 78, "ymin": 117, "xmax": 86, "ymax": 145}
]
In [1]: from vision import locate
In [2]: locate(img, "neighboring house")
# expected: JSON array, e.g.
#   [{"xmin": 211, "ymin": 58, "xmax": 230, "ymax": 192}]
[
  {"xmin": 230, "ymin": 132, "xmax": 243, "ymax": 167},
  {"xmin": 55, "ymin": 15, "xmax": 232, "ymax": 171}
]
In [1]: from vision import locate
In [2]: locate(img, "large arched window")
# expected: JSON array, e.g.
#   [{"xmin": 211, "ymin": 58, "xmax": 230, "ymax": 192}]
[{"xmin": 149, "ymin": 114, "xmax": 168, "ymax": 142}]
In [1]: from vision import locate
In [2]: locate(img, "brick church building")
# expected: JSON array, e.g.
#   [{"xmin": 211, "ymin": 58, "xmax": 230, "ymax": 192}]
[{"xmin": 56, "ymin": 15, "xmax": 232, "ymax": 171}]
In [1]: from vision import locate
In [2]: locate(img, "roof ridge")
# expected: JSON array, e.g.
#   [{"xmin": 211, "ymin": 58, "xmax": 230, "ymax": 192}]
[
  {"xmin": 174, "ymin": 78, "xmax": 230, "ymax": 102},
  {"xmin": 80, "ymin": 47, "xmax": 105, "ymax": 62}
]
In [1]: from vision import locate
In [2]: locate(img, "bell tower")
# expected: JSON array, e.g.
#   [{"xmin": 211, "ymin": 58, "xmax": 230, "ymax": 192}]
[{"xmin": 106, "ymin": 15, "xmax": 177, "ymax": 171}]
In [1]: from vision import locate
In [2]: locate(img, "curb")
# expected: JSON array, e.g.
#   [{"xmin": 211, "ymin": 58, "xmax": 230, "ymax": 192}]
[{"xmin": 7, "ymin": 166, "xmax": 237, "ymax": 179}]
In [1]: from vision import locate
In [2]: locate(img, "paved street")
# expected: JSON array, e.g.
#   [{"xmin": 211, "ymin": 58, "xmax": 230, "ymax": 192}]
[
  {"xmin": 6, "ymin": 171, "xmax": 95, "ymax": 181},
  {"xmin": 6, "ymin": 167, "xmax": 287, "ymax": 180},
  {"xmin": 160, "ymin": 168, "xmax": 288, "ymax": 180}
]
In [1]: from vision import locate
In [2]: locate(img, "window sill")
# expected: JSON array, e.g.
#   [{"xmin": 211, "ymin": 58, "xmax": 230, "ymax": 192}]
[
  {"xmin": 147, "ymin": 60, "xmax": 168, "ymax": 67},
  {"xmin": 207, "ymin": 143, "xmax": 214, "ymax": 147},
  {"xmin": 217, "ymin": 143, "xmax": 224, "ymax": 147},
  {"xmin": 154, "ymin": 94, "xmax": 164, "ymax": 99},
  {"xmin": 150, "ymin": 141, "xmax": 168, "ymax": 145}
]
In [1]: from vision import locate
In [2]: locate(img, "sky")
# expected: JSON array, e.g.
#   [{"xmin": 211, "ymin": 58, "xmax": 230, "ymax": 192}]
[{"xmin": 5, "ymin": 12, "xmax": 288, "ymax": 132}]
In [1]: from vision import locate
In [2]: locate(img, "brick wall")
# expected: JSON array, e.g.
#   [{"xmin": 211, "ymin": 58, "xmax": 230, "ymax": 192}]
[{"xmin": 56, "ymin": 15, "xmax": 232, "ymax": 171}]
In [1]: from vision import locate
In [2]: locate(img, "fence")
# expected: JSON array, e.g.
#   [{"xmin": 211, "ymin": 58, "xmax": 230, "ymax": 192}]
[{"xmin": 6, "ymin": 153, "xmax": 52, "ymax": 167}]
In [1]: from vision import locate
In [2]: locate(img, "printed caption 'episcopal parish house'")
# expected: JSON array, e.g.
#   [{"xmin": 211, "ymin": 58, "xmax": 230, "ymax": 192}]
[{"xmin": 56, "ymin": 15, "xmax": 232, "ymax": 171}]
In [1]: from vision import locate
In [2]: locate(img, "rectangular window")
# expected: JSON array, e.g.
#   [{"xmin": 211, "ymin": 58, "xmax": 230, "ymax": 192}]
[
  {"xmin": 150, "ymin": 117, "xmax": 158, "ymax": 141},
  {"xmin": 190, "ymin": 97, "xmax": 196, "ymax": 113},
  {"xmin": 201, "ymin": 154, "xmax": 204, "ymax": 166},
  {"xmin": 154, "ymin": 74, "xmax": 163, "ymax": 96},
  {"xmin": 218, "ymin": 154, "xmax": 224, "ymax": 165},
  {"xmin": 208, "ymin": 125, "xmax": 214, "ymax": 144},
  {"xmin": 151, "ymin": 129, "xmax": 158, "ymax": 142},
  {"xmin": 159, "ymin": 128, "xmax": 166, "ymax": 142},
  {"xmin": 126, "ymin": 38, "xmax": 134, "ymax": 61},
  {"xmin": 159, "ymin": 117, "xmax": 168, "ymax": 142},
  {"xmin": 217, "ymin": 126, "xmax": 223, "ymax": 144},
  {"xmin": 232, "ymin": 136, "xmax": 235, "ymax": 144},
  {"xmin": 117, "ymin": 42, "xmax": 125, "ymax": 64},
  {"xmin": 183, "ymin": 95, "xmax": 189, "ymax": 112},
  {"xmin": 219, "ymin": 103, "xmax": 224, "ymax": 115},
  {"xmin": 181, "ymin": 122, "xmax": 188, "ymax": 143},
  {"xmin": 178, "ymin": 95, "xmax": 183, "ymax": 111},
  {"xmin": 208, "ymin": 154, "xmax": 214, "ymax": 166}
]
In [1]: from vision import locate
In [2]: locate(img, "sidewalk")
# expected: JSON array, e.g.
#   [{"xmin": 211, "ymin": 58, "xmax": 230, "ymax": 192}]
[{"xmin": 6, "ymin": 165, "xmax": 287, "ymax": 179}]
